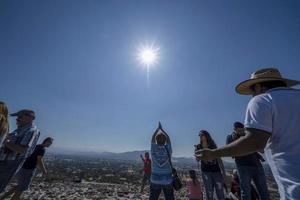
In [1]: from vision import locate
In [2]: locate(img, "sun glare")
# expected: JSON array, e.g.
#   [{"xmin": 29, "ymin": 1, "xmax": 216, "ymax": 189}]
[
  {"xmin": 137, "ymin": 45, "xmax": 159, "ymax": 67},
  {"xmin": 136, "ymin": 43, "xmax": 160, "ymax": 87}
]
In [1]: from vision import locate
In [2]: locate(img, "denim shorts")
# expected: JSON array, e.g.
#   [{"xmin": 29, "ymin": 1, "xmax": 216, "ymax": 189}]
[{"xmin": 16, "ymin": 168, "xmax": 36, "ymax": 191}]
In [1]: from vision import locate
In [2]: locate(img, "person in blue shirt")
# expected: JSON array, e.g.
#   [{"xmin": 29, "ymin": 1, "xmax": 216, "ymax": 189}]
[
  {"xmin": 150, "ymin": 122, "xmax": 174, "ymax": 200},
  {"xmin": 0, "ymin": 109, "xmax": 40, "ymax": 194}
]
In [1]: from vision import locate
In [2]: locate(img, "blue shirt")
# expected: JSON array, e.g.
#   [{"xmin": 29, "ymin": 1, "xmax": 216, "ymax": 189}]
[
  {"xmin": 0, "ymin": 123, "xmax": 40, "ymax": 161},
  {"xmin": 150, "ymin": 143, "xmax": 172, "ymax": 185}
]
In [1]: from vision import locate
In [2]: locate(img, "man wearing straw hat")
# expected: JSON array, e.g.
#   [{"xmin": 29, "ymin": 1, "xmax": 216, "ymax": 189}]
[{"xmin": 195, "ymin": 68, "xmax": 300, "ymax": 199}]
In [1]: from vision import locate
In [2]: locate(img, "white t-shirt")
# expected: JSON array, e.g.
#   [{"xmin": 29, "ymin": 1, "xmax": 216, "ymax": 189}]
[{"xmin": 244, "ymin": 87, "xmax": 300, "ymax": 200}]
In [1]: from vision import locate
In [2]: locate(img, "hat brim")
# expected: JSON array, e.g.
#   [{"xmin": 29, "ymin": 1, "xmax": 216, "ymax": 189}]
[
  {"xmin": 9, "ymin": 112, "xmax": 35, "ymax": 119},
  {"xmin": 10, "ymin": 112, "xmax": 19, "ymax": 117},
  {"xmin": 235, "ymin": 77, "xmax": 300, "ymax": 95}
]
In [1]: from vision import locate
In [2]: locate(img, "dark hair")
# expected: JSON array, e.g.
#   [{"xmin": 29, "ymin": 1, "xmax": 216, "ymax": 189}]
[
  {"xmin": 189, "ymin": 170, "xmax": 199, "ymax": 186},
  {"xmin": 250, "ymin": 80, "xmax": 287, "ymax": 91},
  {"xmin": 43, "ymin": 137, "xmax": 54, "ymax": 144},
  {"xmin": 199, "ymin": 130, "xmax": 217, "ymax": 149},
  {"xmin": 234, "ymin": 122, "xmax": 244, "ymax": 129}
]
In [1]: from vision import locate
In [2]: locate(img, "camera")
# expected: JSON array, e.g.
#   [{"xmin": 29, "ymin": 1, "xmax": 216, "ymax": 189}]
[{"xmin": 194, "ymin": 144, "xmax": 201, "ymax": 151}]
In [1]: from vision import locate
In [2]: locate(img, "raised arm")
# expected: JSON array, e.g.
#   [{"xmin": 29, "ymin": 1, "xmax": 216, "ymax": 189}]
[
  {"xmin": 164, "ymin": 132, "xmax": 171, "ymax": 144},
  {"xmin": 151, "ymin": 131, "xmax": 157, "ymax": 144},
  {"xmin": 140, "ymin": 154, "xmax": 145, "ymax": 162}
]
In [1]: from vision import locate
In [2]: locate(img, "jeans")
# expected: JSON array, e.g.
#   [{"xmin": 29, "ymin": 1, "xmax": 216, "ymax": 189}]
[
  {"xmin": 149, "ymin": 182, "xmax": 174, "ymax": 200},
  {"xmin": 236, "ymin": 165, "xmax": 269, "ymax": 200},
  {"xmin": 16, "ymin": 168, "xmax": 36, "ymax": 191},
  {"xmin": 202, "ymin": 171, "xmax": 225, "ymax": 200},
  {"xmin": 0, "ymin": 160, "xmax": 23, "ymax": 193}
]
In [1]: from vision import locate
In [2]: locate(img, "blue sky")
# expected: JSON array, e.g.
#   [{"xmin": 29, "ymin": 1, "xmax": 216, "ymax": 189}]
[{"xmin": 1, "ymin": 0, "xmax": 300, "ymax": 156}]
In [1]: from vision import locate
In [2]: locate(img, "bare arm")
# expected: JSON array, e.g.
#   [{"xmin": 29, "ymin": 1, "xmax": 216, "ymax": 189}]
[
  {"xmin": 140, "ymin": 155, "xmax": 145, "ymax": 162},
  {"xmin": 214, "ymin": 128, "xmax": 270, "ymax": 157},
  {"xmin": 151, "ymin": 132, "xmax": 156, "ymax": 143},
  {"xmin": 37, "ymin": 156, "xmax": 47, "ymax": 175},
  {"xmin": 5, "ymin": 142, "xmax": 27, "ymax": 154},
  {"xmin": 196, "ymin": 128, "xmax": 270, "ymax": 160},
  {"xmin": 164, "ymin": 132, "xmax": 171, "ymax": 144}
]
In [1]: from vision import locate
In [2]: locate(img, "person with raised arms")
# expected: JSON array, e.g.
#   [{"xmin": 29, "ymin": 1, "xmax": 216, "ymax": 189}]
[
  {"xmin": 149, "ymin": 122, "xmax": 174, "ymax": 200},
  {"xmin": 140, "ymin": 152, "xmax": 152, "ymax": 193}
]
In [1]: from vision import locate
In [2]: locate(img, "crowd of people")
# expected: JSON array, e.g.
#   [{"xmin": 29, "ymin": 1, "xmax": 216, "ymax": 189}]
[
  {"xmin": 140, "ymin": 122, "xmax": 262, "ymax": 200},
  {"xmin": 1, "ymin": 67, "xmax": 299, "ymax": 200},
  {"xmin": 139, "ymin": 68, "xmax": 300, "ymax": 200},
  {"xmin": 0, "ymin": 106, "xmax": 53, "ymax": 200}
]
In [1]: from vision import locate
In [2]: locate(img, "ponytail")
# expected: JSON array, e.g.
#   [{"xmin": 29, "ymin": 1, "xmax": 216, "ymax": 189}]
[
  {"xmin": 0, "ymin": 101, "xmax": 9, "ymax": 139},
  {"xmin": 189, "ymin": 170, "xmax": 199, "ymax": 186}
]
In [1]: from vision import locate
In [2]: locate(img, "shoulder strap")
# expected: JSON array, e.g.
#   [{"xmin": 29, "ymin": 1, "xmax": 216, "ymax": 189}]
[{"xmin": 164, "ymin": 145, "xmax": 173, "ymax": 169}]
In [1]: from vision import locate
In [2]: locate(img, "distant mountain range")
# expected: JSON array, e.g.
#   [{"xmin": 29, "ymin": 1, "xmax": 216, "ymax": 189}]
[
  {"xmin": 48, "ymin": 147, "xmax": 197, "ymax": 164},
  {"xmin": 48, "ymin": 147, "xmax": 234, "ymax": 166}
]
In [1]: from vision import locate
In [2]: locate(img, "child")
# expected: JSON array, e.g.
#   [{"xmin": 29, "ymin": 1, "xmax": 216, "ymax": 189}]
[
  {"xmin": 140, "ymin": 152, "xmax": 151, "ymax": 192},
  {"xmin": 186, "ymin": 170, "xmax": 203, "ymax": 200}
]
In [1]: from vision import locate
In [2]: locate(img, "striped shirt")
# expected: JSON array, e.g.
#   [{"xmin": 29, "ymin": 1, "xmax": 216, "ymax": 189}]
[{"xmin": 0, "ymin": 123, "xmax": 40, "ymax": 161}]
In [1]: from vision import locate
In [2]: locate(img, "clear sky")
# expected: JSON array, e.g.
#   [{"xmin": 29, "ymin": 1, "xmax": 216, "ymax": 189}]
[{"xmin": 1, "ymin": 0, "xmax": 300, "ymax": 156}]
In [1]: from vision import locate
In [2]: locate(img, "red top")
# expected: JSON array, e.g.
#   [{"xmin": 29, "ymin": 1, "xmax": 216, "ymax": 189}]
[{"xmin": 143, "ymin": 158, "xmax": 151, "ymax": 174}]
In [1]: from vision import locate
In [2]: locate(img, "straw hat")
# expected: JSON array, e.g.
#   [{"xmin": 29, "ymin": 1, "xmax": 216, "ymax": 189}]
[{"xmin": 236, "ymin": 68, "xmax": 300, "ymax": 95}]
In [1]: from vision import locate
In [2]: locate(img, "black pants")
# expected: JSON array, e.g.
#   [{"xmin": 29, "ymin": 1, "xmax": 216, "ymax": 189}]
[{"xmin": 0, "ymin": 160, "xmax": 23, "ymax": 193}]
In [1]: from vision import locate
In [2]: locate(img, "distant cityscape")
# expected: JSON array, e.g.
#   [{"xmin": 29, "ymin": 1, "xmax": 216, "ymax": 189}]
[{"xmin": 6, "ymin": 152, "xmax": 280, "ymax": 200}]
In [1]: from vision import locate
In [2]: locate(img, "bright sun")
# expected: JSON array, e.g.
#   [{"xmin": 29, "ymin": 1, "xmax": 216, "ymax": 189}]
[{"xmin": 137, "ymin": 46, "xmax": 159, "ymax": 66}]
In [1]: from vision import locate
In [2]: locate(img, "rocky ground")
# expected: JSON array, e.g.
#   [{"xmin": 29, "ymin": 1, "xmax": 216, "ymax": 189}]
[
  {"xmin": 6, "ymin": 177, "xmax": 279, "ymax": 200},
  {"xmin": 20, "ymin": 181, "xmax": 187, "ymax": 200},
  {"xmin": 1, "ymin": 155, "xmax": 279, "ymax": 200}
]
